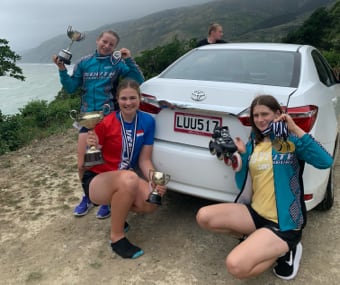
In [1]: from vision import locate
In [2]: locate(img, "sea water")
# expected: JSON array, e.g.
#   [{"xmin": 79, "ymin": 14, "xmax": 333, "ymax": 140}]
[{"xmin": 0, "ymin": 63, "xmax": 69, "ymax": 115}]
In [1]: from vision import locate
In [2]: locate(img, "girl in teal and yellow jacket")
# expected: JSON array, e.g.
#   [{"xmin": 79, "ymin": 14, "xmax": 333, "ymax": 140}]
[{"xmin": 196, "ymin": 95, "xmax": 333, "ymax": 281}]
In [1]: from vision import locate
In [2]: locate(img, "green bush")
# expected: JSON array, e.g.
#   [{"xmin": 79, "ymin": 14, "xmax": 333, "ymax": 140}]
[
  {"xmin": 0, "ymin": 88, "xmax": 80, "ymax": 155},
  {"xmin": 0, "ymin": 113, "xmax": 26, "ymax": 154}
]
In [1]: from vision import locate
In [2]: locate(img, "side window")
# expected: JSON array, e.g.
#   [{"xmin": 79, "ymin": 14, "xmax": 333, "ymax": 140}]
[{"xmin": 312, "ymin": 50, "xmax": 337, "ymax": 87}]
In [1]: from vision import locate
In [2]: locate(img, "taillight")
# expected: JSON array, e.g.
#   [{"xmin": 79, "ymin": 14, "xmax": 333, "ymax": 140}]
[
  {"xmin": 304, "ymin": 194, "xmax": 313, "ymax": 201},
  {"xmin": 238, "ymin": 108, "xmax": 251, "ymax": 126},
  {"xmin": 237, "ymin": 105, "xmax": 318, "ymax": 133},
  {"xmin": 287, "ymin": 105, "xmax": 318, "ymax": 133},
  {"xmin": 140, "ymin": 94, "xmax": 161, "ymax": 114}
]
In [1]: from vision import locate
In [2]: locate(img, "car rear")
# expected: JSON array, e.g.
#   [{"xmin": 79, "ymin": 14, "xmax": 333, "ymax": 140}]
[{"xmin": 140, "ymin": 43, "xmax": 338, "ymax": 208}]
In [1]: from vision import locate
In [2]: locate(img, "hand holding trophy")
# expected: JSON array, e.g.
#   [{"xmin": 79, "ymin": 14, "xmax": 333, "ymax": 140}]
[
  {"xmin": 57, "ymin": 26, "xmax": 85, "ymax": 65},
  {"xmin": 70, "ymin": 104, "xmax": 110, "ymax": 167},
  {"xmin": 146, "ymin": 170, "xmax": 171, "ymax": 206}
]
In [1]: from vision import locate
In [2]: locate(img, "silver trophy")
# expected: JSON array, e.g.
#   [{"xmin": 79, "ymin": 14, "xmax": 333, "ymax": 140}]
[
  {"xmin": 57, "ymin": 26, "xmax": 85, "ymax": 65},
  {"xmin": 146, "ymin": 170, "xmax": 171, "ymax": 206}
]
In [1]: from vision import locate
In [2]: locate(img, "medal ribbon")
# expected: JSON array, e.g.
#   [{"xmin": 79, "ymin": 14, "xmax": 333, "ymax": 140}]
[
  {"xmin": 261, "ymin": 121, "xmax": 288, "ymax": 139},
  {"xmin": 120, "ymin": 112, "xmax": 138, "ymax": 168}
]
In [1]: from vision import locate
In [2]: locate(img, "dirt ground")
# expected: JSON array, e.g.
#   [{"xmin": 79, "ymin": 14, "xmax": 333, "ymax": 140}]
[{"xmin": 0, "ymin": 128, "xmax": 339, "ymax": 285}]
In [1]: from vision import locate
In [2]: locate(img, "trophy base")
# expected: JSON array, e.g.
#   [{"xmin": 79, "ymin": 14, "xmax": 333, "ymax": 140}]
[
  {"xmin": 57, "ymin": 49, "xmax": 72, "ymax": 65},
  {"xmin": 84, "ymin": 150, "xmax": 104, "ymax": 167},
  {"xmin": 146, "ymin": 192, "xmax": 162, "ymax": 205}
]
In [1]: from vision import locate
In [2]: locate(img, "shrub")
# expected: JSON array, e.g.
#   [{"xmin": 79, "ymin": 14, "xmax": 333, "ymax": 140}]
[{"xmin": 0, "ymin": 89, "xmax": 80, "ymax": 155}]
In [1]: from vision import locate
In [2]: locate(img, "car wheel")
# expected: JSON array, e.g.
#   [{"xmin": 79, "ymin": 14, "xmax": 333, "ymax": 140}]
[{"xmin": 316, "ymin": 167, "xmax": 334, "ymax": 211}]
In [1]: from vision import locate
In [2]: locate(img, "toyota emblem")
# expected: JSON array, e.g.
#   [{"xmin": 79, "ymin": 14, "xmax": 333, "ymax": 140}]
[{"xmin": 191, "ymin": 90, "xmax": 206, "ymax": 101}]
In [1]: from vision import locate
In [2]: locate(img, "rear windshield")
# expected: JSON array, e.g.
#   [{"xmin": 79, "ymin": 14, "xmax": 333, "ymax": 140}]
[{"xmin": 160, "ymin": 49, "xmax": 300, "ymax": 88}]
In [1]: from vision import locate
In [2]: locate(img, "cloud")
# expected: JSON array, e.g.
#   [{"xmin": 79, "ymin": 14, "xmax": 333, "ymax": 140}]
[{"xmin": 0, "ymin": 0, "xmax": 213, "ymax": 51}]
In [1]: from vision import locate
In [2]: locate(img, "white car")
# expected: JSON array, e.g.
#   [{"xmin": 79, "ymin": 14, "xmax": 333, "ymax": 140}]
[{"xmin": 140, "ymin": 43, "xmax": 340, "ymax": 211}]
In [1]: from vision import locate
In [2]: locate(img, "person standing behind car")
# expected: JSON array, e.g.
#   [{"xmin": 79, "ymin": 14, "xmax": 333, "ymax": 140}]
[
  {"xmin": 196, "ymin": 23, "xmax": 227, "ymax": 47},
  {"xmin": 196, "ymin": 95, "xmax": 333, "ymax": 280},
  {"xmin": 52, "ymin": 30, "xmax": 144, "ymax": 219}
]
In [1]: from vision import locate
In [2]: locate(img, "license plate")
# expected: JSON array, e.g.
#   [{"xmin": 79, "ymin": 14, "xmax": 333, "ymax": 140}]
[{"xmin": 174, "ymin": 112, "xmax": 222, "ymax": 136}]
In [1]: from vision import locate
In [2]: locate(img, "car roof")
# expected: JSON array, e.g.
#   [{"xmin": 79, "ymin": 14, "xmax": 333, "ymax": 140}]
[{"xmin": 196, "ymin": 42, "xmax": 310, "ymax": 52}]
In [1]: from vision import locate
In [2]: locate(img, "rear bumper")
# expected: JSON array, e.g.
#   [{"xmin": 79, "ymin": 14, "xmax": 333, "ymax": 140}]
[{"xmin": 152, "ymin": 139, "xmax": 240, "ymax": 202}]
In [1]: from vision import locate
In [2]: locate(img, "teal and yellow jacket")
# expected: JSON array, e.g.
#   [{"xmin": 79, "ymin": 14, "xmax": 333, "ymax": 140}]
[{"xmin": 235, "ymin": 133, "xmax": 333, "ymax": 231}]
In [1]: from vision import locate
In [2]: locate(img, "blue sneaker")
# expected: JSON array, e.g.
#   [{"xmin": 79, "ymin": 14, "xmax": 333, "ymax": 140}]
[
  {"xmin": 96, "ymin": 205, "xmax": 111, "ymax": 219},
  {"xmin": 73, "ymin": 195, "xmax": 94, "ymax": 216}
]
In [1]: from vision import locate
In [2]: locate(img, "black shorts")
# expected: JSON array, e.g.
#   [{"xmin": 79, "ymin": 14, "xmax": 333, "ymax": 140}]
[
  {"xmin": 246, "ymin": 205, "xmax": 302, "ymax": 250},
  {"xmin": 81, "ymin": 170, "xmax": 98, "ymax": 199}
]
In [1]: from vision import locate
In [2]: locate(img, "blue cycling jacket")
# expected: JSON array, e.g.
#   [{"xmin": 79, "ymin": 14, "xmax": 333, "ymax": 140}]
[{"xmin": 59, "ymin": 51, "xmax": 144, "ymax": 112}]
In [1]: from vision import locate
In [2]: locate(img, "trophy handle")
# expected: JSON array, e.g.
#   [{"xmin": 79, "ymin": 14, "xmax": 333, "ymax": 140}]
[
  {"xmin": 102, "ymin": 104, "xmax": 111, "ymax": 115},
  {"xmin": 67, "ymin": 26, "xmax": 85, "ymax": 42},
  {"xmin": 164, "ymin": 174, "xmax": 171, "ymax": 185},
  {"xmin": 67, "ymin": 26, "xmax": 74, "ymax": 39},
  {"xmin": 70, "ymin": 109, "xmax": 78, "ymax": 120}
]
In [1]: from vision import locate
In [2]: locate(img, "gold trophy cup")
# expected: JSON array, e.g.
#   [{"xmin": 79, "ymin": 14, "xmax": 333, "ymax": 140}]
[
  {"xmin": 146, "ymin": 170, "xmax": 171, "ymax": 205},
  {"xmin": 70, "ymin": 104, "xmax": 110, "ymax": 167}
]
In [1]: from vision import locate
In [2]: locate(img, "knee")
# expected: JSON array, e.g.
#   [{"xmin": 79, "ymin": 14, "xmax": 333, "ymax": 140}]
[
  {"xmin": 120, "ymin": 171, "xmax": 139, "ymax": 191},
  {"xmin": 196, "ymin": 207, "xmax": 211, "ymax": 229},
  {"xmin": 225, "ymin": 254, "xmax": 246, "ymax": 280}
]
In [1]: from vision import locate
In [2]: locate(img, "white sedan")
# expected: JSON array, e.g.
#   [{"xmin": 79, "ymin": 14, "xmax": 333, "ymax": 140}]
[{"xmin": 140, "ymin": 43, "xmax": 340, "ymax": 211}]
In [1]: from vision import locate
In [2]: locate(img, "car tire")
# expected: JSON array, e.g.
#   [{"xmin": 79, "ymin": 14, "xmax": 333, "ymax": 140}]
[{"xmin": 316, "ymin": 166, "xmax": 334, "ymax": 211}]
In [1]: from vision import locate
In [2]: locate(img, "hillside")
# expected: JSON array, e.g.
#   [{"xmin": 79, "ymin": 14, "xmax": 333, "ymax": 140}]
[{"xmin": 21, "ymin": 0, "xmax": 336, "ymax": 63}]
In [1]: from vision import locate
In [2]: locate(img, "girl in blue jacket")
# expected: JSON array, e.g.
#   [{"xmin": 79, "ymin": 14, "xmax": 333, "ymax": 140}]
[
  {"xmin": 53, "ymin": 30, "xmax": 144, "ymax": 218},
  {"xmin": 196, "ymin": 95, "xmax": 333, "ymax": 281}
]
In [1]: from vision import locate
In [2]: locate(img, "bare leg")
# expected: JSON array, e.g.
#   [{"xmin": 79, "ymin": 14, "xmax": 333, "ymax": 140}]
[
  {"xmin": 89, "ymin": 170, "xmax": 136, "ymax": 241},
  {"xmin": 77, "ymin": 133, "xmax": 88, "ymax": 181},
  {"xmin": 73, "ymin": 132, "xmax": 92, "ymax": 216},
  {"xmin": 89, "ymin": 170, "xmax": 160, "ymax": 259},
  {"xmin": 196, "ymin": 203, "xmax": 289, "ymax": 279},
  {"xmin": 226, "ymin": 228, "xmax": 289, "ymax": 279},
  {"xmin": 89, "ymin": 170, "xmax": 159, "ymax": 240},
  {"xmin": 196, "ymin": 203, "xmax": 256, "ymax": 236},
  {"xmin": 130, "ymin": 178, "xmax": 159, "ymax": 213}
]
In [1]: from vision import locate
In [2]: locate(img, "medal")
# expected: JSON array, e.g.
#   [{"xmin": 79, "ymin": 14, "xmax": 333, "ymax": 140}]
[
  {"xmin": 272, "ymin": 138, "xmax": 283, "ymax": 152},
  {"xmin": 271, "ymin": 121, "xmax": 295, "ymax": 153}
]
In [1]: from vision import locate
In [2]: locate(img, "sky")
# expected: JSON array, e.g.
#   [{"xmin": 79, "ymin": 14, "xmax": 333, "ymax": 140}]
[{"xmin": 1, "ymin": 0, "xmax": 213, "ymax": 52}]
